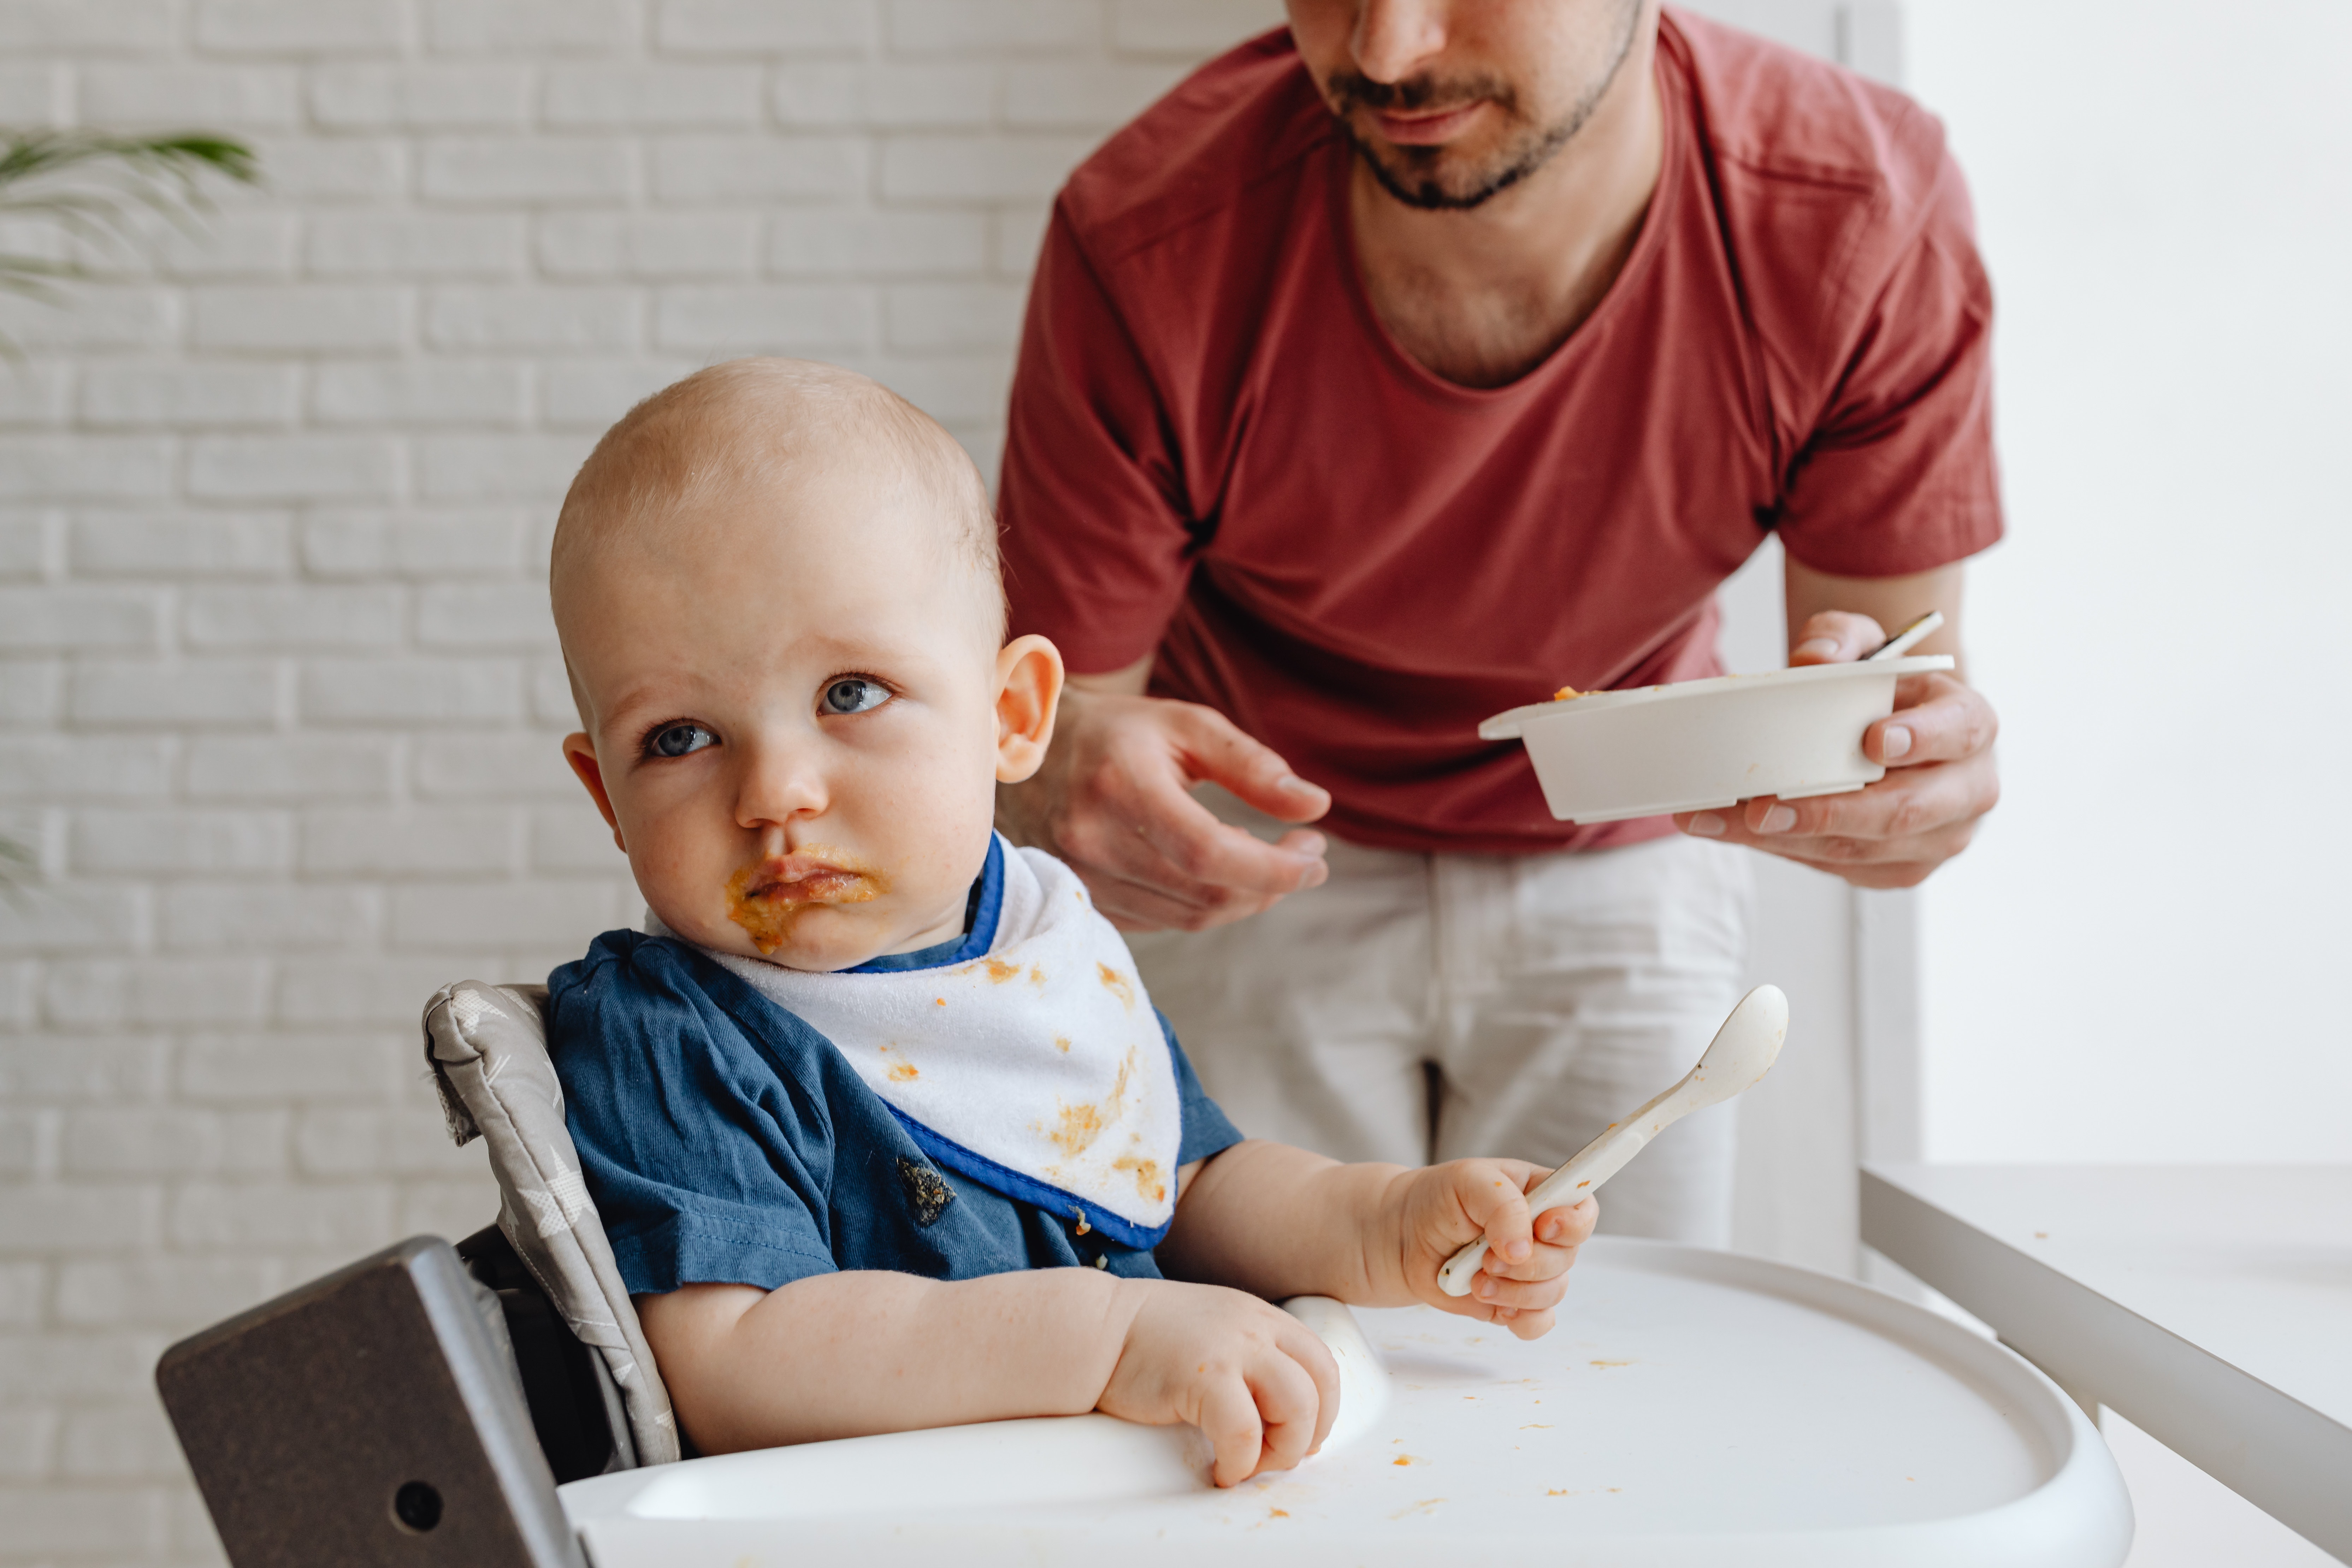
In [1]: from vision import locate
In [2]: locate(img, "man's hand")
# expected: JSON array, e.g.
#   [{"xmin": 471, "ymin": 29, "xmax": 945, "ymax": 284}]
[
  {"xmin": 996, "ymin": 673, "xmax": 1332, "ymax": 932},
  {"xmin": 1381, "ymin": 1159, "xmax": 1597, "ymax": 1341},
  {"xmin": 1676, "ymin": 609, "xmax": 1999, "ymax": 887},
  {"xmin": 1099, "ymin": 1279, "xmax": 1342, "ymax": 1487}
]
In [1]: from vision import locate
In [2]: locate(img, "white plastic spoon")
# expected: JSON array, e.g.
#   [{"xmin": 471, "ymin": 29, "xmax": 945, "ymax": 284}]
[
  {"xmin": 1437, "ymin": 983, "xmax": 1790, "ymax": 1297},
  {"xmin": 1865, "ymin": 609, "xmax": 1944, "ymax": 661}
]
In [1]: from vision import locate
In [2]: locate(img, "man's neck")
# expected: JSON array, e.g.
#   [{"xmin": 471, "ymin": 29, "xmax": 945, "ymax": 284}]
[{"xmin": 1347, "ymin": 32, "xmax": 1665, "ymax": 390}]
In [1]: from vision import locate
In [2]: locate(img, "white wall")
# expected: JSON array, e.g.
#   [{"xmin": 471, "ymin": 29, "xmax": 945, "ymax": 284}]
[
  {"xmin": 1897, "ymin": 11, "xmax": 2352, "ymax": 1558},
  {"xmin": 0, "ymin": 4, "xmax": 1280, "ymax": 1560},
  {"xmin": 1901, "ymin": 0, "xmax": 2352, "ymax": 1163}
]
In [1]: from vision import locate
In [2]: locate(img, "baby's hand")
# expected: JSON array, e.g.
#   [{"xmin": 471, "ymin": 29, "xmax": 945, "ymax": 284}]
[
  {"xmin": 1390, "ymin": 1160, "xmax": 1598, "ymax": 1339},
  {"xmin": 1099, "ymin": 1280, "xmax": 1341, "ymax": 1488}
]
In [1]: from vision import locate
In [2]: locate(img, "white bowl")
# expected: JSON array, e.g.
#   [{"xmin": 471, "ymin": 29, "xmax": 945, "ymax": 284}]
[{"xmin": 1479, "ymin": 656, "xmax": 1955, "ymax": 824}]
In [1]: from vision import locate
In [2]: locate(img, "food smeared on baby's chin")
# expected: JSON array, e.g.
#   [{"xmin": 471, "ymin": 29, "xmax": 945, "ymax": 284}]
[{"xmin": 724, "ymin": 847, "xmax": 886, "ymax": 955}]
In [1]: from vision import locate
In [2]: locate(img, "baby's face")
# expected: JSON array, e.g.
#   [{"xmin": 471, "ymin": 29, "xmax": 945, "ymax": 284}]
[{"xmin": 560, "ymin": 470, "xmax": 1057, "ymax": 971}]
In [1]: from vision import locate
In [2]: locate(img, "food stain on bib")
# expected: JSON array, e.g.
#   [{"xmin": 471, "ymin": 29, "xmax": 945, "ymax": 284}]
[
  {"xmin": 1096, "ymin": 962, "xmax": 1135, "ymax": 1011},
  {"xmin": 1050, "ymin": 1100, "xmax": 1104, "ymax": 1156},
  {"xmin": 1042, "ymin": 1047, "xmax": 1135, "ymax": 1158},
  {"xmin": 982, "ymin": 957, "xmax": 1021, "ymax": 984},
  {"xmin": 1112, "ymin": 1154, "xmax": 1165, "ymax": 1203},
  {"xmin": 724, "ymin": 845, "xmax": 884, "ymax": 955}
]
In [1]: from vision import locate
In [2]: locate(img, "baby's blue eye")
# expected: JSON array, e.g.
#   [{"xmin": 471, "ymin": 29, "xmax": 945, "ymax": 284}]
[
  {"xmin": 647, "ymin": 722, "xmax": 717, "ymax": 758},
  {"xmin": 821, "ymin": 678, "xmax": 890, "ymax": 716}
]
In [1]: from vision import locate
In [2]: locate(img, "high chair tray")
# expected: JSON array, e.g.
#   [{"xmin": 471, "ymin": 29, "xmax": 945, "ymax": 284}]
[{"xmin": 559, "ymin": 1237, "xmax": 2131, "ymax": 1567}]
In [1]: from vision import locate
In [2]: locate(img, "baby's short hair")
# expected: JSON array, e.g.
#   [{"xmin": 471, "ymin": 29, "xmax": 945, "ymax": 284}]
[{"xmin": 551, "ymin": 357, "xmax": 1003, "ymax": 642}]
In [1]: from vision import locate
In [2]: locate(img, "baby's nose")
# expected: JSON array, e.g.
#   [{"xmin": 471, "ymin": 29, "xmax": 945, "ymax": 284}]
[{"xmin": 734, "ymin": 744, "xmax": 830, "ymax": 826}]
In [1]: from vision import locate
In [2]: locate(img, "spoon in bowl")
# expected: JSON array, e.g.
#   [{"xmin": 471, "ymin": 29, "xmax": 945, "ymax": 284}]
[
  {"xmin": 1864, "ymin": 609, "xmax": 1944, "ymax": 661},
  {"xmin": 1437, "ymin": 984, "xmax": 1791, "ymax": 1297}
]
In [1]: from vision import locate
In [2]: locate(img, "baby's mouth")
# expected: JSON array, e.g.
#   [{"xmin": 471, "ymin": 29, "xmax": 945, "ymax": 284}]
[
  {"xmin": 740, "ymin": 854, "xmax": 871, "ymax": 903},
  {"xmin": 725, "ymin": 848, "xmax": 884, "ymax": 955}
]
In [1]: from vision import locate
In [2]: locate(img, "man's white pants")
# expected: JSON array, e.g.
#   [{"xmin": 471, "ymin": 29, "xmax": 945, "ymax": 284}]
[{"xmin": 1128, "ymin": 792, "xmax": 1756, "ymax": 1247}]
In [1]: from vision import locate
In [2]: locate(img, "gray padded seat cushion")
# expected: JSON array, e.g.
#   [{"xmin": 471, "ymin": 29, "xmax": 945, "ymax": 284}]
[{"xmin": 422, "ymin": 980, "xmax": 680, "ymax": 1466}]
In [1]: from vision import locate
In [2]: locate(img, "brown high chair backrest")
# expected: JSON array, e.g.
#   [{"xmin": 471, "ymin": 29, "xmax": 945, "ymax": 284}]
[
  {"xmin": 156, "ymin": 1234, "xmax": 586, "ymax": 1568},
  {"xmin": 154, "ymin": 979, "xmax": 686, "ymax": 1567}
]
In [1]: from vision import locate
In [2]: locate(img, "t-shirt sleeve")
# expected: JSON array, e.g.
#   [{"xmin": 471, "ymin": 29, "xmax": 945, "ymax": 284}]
[
  {"xmin": 551, "ymin": 942, "xmax": 841, "ymax": 1298},
  {"xmin": 1773, "ymin": 145, "xmax": 2004, "ymax": 578},
  {"xmin": 1160, "ymin": 1009, "xmax": 1244, "ymax": 1166},
  {"xmin": 998, "ymin": 205, "xmax": 1201, "ymax": 674}
]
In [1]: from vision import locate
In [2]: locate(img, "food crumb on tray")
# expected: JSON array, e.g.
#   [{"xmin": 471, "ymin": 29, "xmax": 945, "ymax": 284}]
[{"xmin": 1552, "ymin": 686, "xmax": 1582, "ymax": 701}]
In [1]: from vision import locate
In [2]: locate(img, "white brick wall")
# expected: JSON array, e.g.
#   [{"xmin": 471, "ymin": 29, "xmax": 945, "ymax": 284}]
[{"xmin": 0, "ymin": 2, "xmax": 1281, "ymax": 1560}]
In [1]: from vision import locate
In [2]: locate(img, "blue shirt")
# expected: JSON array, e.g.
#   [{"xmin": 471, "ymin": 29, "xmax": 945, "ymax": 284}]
[{"xmin": 547, "ymin": 847, "xmax": 1242, "ymax": 1297}]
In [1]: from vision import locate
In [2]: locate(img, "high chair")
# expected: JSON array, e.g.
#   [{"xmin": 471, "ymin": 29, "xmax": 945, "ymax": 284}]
[{"xmin": 155, "ymin": 979, "xmax": 2137, "ymax": 1568}]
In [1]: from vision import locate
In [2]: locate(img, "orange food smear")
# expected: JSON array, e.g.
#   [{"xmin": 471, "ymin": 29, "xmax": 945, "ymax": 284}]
[
  {"xmin": 1052, "ymin": 1100, "xmax": 1106, "ymax": 1155},
  {"xmin": 1552, "ymin": 685, "xmax": 1582, "ymax": 701},
  {"xmin": 1044, "ymin": 1048, "xmax": 1134, "ymax": 1158},
  {"xmin": 1113, "ymin": 1154, "xmax": 1165, "ymax": 1203},
  {"xmin": 723, "ymin": 848, "xmax": 884, "ymax": 955}
]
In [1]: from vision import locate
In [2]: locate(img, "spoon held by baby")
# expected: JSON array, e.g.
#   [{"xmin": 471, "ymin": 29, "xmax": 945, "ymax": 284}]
[{"xmin": 1437, "ymin": 984, "xmax": 1790, "ymax": 1297}]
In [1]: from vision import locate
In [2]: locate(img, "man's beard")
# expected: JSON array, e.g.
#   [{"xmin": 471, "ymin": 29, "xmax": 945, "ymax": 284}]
[{"xmin": 1326, "ymin": 5, "xmax": 1643, "ymax": 211}]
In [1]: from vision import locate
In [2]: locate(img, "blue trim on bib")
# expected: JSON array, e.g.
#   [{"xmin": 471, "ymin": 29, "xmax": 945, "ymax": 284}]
[{"xmin": 881, "ymin": 1102, "xmax": 1173, "ymax": 1251}]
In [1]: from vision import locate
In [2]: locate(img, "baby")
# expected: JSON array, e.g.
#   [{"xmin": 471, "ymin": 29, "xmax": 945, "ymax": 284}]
[{"xmin": 544, "ymin": 358, "xmax": 1596, "ymax": 1485}]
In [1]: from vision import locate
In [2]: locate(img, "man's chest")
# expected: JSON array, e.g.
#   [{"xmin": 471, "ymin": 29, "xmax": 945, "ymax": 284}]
[
  {"xmin": 1350, "ymin": 191, "xmax": 1653, "ymax": 392},
  {"xmin": 1358, "ymin": 261, "xmax": 1602, "ymax": 390},
  {"xmin": 1190, "ymin": 233, "xmax": 1779, "ymax": 642}
]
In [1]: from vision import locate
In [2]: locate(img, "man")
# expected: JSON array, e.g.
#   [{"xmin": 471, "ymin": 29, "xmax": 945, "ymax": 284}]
[{"xmin": 994, "ymin": 0, "xmax": 2001, "ymax": 1245}]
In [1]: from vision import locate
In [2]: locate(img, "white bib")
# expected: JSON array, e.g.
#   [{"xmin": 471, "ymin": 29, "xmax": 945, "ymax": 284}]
[{"xmin": 669, "ymin": 839, "xmax": 1182, "ymax": 1246}]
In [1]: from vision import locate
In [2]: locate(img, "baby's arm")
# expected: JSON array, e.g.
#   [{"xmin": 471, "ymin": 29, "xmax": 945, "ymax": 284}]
[
  {"xmin": 640, "ymin": 1261, "xmax": 1340, "ymax": 1484},
  {"xmin": 1156, "ymin": 1140, "xmax": 1598, "ymax": 1338},
  {"xmin": 639, "ymin": 1147, "xmax": 1588, "ymax": 1478}
]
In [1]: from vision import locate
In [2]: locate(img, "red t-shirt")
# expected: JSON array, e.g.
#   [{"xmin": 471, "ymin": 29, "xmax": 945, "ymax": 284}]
[{"xmin": 998, "ymin": 10, "xmax": 2001, "ymax": 856}]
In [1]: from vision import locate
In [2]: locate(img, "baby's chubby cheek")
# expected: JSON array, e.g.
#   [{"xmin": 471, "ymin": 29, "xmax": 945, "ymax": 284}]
[{"xmin": 613, "ymin": 844, "xmax": 722, "ymax": 949}]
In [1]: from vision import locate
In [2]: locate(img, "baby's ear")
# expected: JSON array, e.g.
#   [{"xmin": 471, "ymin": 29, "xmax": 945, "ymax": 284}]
[
  {"xmin": 562, "ymin": 733, "xmax": 627, "ymax": 852},
  {"xmin": 994, "ymin": 635, "xmax": 1065, "ymax": 783}
]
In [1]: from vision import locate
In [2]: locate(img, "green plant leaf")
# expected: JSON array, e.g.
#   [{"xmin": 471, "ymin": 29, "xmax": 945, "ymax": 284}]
[
  {"xmin": 0, "ymin": 129, "xmax": 260, "ymax": 353},
  {"xmin": 0, "ymin": 832, "xmax": 31, "ymax": 900}
]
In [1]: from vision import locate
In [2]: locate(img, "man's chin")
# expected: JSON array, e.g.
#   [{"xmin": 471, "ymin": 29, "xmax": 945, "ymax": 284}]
[{"xmin": 1353, "ymin": 135, "xmax": 1531, "ymax": 212}]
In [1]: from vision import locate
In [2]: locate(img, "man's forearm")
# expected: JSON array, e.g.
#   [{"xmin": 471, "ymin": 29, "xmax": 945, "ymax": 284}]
[
  {"xmin": 1064, "ymin": 652, "xmax": 1153, "ymax": 697},
  {"xmin": 1155, "ymin": 1140, "xmax": 1411, "ymax": 1305},
  {"xmin": 645, "ymin": 1267, "xmax": 1142, "ymax": 1454},
  {"xmin": 1783, "ymin": 558, "xmax": 1967, "ymax": 674}
]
